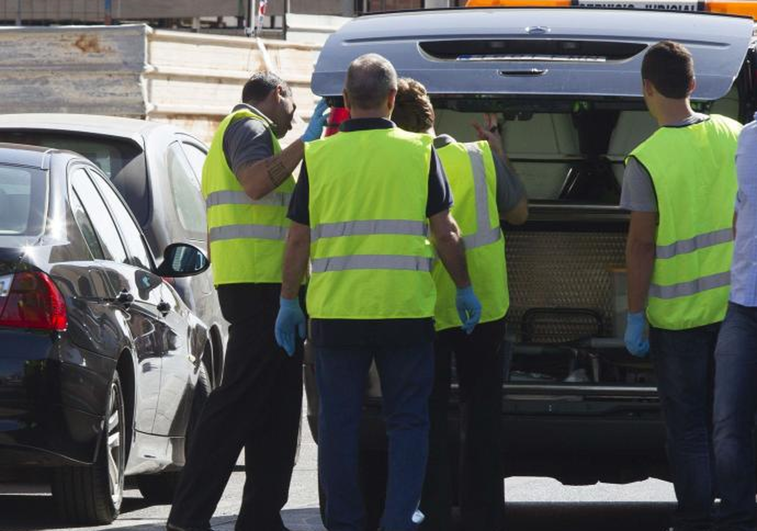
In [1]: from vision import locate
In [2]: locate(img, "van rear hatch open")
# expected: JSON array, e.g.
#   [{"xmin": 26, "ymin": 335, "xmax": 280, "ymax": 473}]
[{"xmin": 312, "ymin": 7, "xmax": 754, "ymax": 101}]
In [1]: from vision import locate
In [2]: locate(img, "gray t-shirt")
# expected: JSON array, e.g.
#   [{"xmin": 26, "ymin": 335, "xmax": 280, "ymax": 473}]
[
  {"xmin": 620, "ymin": 113, "xmax": 710, "ymax": 212},
  {"xmin": 222, "ymin": 103, "xmax": 275, "ymax": 177},
  {"xmin": 434, "ymin": 134, "xmax": 526, "ymax": 215}
]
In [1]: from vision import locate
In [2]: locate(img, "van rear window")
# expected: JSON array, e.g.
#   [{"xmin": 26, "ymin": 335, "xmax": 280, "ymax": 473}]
[{"xmin": 420, "ymin": 40, "xmax": 647, "ymax": 63}]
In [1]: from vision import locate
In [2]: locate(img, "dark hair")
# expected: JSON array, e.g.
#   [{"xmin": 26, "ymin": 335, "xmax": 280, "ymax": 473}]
[
  {"xmin": 641, "ymin": 41, "xmax": 695, "ymax": 99},
  {"xmin": 345, "ymin": 53, "xmax": 398, "ymax": 110},
  {"xmin": 392, "ymin": 78, "xmax": 435, "ymax": 133},
  {"xmin": 242, "ymin": 72, "xmax": 292, "ymax": 104}
]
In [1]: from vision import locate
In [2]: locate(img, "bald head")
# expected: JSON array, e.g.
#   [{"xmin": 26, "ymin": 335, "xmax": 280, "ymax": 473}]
[{"xmin": 344, "ymin": 54, "xmax": 398, "ymax": 115}]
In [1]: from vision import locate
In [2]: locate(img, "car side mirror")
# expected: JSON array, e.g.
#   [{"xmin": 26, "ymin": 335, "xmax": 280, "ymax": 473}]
[{"xmin": 156, "ymin": 243, "xmax": 209, "ymax": 278}]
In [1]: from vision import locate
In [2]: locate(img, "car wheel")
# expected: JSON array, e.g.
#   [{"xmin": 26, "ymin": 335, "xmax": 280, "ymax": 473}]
[
  {"xmin": 52, "ymin": 372, "xmax": 126, "ymax": 524},
  {"xmin": 137, "ymin": 361, "xmax": 211, "ymax": 504}
]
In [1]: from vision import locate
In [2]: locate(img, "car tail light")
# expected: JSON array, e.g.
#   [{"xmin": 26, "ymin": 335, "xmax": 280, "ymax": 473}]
[
  {"xmin": 325, "ymin": 107, "xmax": 351, "ymax": 137},
  {"xmin": 0, "ymin": 272, "xmax": 68, "ymax": 331}
]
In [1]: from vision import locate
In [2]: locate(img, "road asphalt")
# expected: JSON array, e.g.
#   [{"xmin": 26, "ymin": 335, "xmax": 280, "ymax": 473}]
[{"xmin": 0, "ymin": 398, "xmax": 679, "ymax": 531}]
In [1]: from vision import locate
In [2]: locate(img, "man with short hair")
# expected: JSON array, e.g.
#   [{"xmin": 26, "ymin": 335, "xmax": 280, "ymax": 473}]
[
  {"xmin": 392, "ymin": 77, "xmax": 527, "ymax": 531},
  {"xmin": 275, "ymin": 54, "xmax": 481, "ymax": 531},
  {"xmin": 712, "ymin": 112, "xmax": 757, "ymax": 531},
  {"xmin": 167, "ymin": 72, "xmax": 328, "ymax": 531},
  {"xmin": 621, "ymin": 41, "xmax": 742, "ymax": 530}
]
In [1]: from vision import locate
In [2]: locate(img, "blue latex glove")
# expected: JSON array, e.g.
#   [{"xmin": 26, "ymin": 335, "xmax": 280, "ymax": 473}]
[
  {"xmin": 275, "ymin": 296, "xmax": 306, "ymax": 357},
  {"xmin": 624, "ymin": 311, "xmax": 650, "ymax": 358},
  {"xmin": 301, "ymin": 99, "xmax": 329, "ymax": 143},
  {"xmin": 456, "ymin": 286, "xmax": 482, "ymax": 335}
]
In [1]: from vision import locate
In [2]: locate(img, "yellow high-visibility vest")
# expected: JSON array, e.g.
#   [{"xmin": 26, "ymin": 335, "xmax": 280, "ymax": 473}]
[
  {"xmin": 202, "ymin": 107, "xmax": 294, "ymax": 285},
  {"xmin": 305, "ymin": 127, "xmax": 436, "ymax": 319},
  {"xmin": 629, "ymin": 114, "xmax": 742, "ymax": 330},
  {"xmin": 434, "ymin": 139, "xmax": 508, "ymax": 331}
]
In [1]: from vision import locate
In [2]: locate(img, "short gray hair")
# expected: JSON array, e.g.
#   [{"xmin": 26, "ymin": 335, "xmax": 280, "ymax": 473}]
[{"xmin": 345, "ymin": 54, "xmax": 398, "ymax": 110}]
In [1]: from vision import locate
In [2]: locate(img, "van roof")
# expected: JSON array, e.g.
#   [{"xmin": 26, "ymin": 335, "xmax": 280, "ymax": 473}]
[{"xmin": 311, "ymin": 8, "xmax": 755, "ymax": 101}]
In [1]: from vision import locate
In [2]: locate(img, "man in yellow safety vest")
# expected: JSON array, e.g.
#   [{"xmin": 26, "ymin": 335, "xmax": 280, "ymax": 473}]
[
  {"xmin": 622, "ymin": 41, "xmax": 741, "ymax": 531},
  {"xmin": 391, "ymin": 77, "xmax": 527, "ymax": 531},
  {"xmin": 167, "ymin": 72, "xmax": 328, "ymax": 531},
  {"xmin": 275, "ymin": 54, "xmax": 481, "ymax": 531}
]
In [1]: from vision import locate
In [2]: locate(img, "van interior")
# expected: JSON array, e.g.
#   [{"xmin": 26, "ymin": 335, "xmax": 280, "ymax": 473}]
[{"xmin": 431, "ymin": 82, "xmax": 746, "ymax": 393}]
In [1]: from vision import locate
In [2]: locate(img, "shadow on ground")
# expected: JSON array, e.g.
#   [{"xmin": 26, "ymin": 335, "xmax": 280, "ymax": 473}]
[
  {"xmin": 505, "ymin": 501, "xmax": 674, "ymax": 531},
  {"xmin": 0, "ymin": 494, "xmax": 674, "ymax": 531}
]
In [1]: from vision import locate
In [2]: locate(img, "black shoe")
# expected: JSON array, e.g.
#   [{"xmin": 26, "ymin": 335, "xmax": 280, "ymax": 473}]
[{"xmin": 166, "ymin": 522, "xmax": 215, "ymax": 531}]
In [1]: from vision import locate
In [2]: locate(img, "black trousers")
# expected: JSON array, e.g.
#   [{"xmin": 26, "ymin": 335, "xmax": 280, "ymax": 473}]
[
  {"xmin": 168, "ymin": 283, "xmax": 303, "ymax": 531},
  {"xmin": 420, "ymin": 318, "xmax": 507, "ymax": 531}
]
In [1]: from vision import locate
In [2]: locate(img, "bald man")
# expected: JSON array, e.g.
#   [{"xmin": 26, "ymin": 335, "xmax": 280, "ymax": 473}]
[{"xmin": 275, "ymin": 54, "xmax": 481, "ymax": 531}]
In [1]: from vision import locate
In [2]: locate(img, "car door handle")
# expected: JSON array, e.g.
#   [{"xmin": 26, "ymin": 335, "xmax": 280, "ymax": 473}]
[
  {"xmin": 157, "ymin": 301, "xmax": 171, "ymax": 316},
  {"xmin": 115, "ymin": 289, "xmax": 134, "ymax": 307}
]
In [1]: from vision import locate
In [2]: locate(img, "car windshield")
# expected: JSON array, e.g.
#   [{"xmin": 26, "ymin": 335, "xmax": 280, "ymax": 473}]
[{"xmin": 0, "ymin": 164, "xmax": 47, "ymax": 236}]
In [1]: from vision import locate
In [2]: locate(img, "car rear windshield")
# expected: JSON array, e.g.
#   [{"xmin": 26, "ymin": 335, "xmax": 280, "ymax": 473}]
[
  {"xmin": 0, "ymin": 132, "xmax": 137, "ymax": 177},
  {"xmin": 0, "ymin": 164, "xmax": 46, "ymax": 236},
  {"xmin": 0, "ymin": 131, "xmax": 149, "ymax": 225}
]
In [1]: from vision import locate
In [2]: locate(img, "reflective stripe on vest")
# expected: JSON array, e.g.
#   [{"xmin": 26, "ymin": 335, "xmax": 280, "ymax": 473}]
[
  {"xmin": 629, "ymin": 114, "xmax": 741, "ymax": 330},
  {"xmin": 209, "ymin": 224, "xmax": 288, "ymax": 242},
  {"xmin": 311, "ymin": 255, "xmax": 433, "ymax": 273},
  {"xmin": 649, "ymin": 271, "xmax": 731, "ymax": 300},
  {"xmin": 654, "ymin": 228, "xmax": 733, "ymax": 260},
  {"xmin": 305, "ymin": 127, "xmax": 437, "ymax": 320},
  {"xmin": 201, "ymin": 107, "xmax": 294, "ymax": 285},
  {"xmin": 311, "ymin": 219, "xmax": 428, "ymax": 242},
  {"xmin": 462, "ymin": 144, "xmax": 504, "ymax": 250},
  {"xmin": 206, "ymin": 190, "xmax": 293, "ymax": 208},
  {"xmin": 433, "ymin": 139, "xmax": 509, "ymax": 331}
]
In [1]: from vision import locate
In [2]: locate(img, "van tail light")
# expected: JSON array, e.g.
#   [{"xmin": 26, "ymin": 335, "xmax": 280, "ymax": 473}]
[
  {"xmin": 0, "ymin": 272, "xmax": 68, "ymax": 332},
  {"xmin": 325, "ymin": 107, "xmax": 351, "ymax": 137},
  {"xmin": 466, "ymin": 0, "xmax": 757, "ymax": 19}
]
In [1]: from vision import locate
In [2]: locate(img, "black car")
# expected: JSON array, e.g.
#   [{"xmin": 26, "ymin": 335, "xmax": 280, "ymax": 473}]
[
  {"xmin": 0, "ymin": 115, "xmax": 228, "ymax": 388},
  {"xmin": 0, "ymin": 143, "xmax": 212, "ymax": 524}
]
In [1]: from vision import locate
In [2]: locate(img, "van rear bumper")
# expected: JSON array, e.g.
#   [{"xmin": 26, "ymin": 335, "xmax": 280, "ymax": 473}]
[{"xmin": 354, "ymin": 397, "xmax": 667, "ymax": 485}]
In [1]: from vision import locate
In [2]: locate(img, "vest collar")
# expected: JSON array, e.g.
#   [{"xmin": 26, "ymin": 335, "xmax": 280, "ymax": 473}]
[
  {"xmin": 339, "ymin": 117, "xmax": 394, "ymax": 133},
  {"xmin": 232, "ymin": 103, "xmax": 274, "ymax": 127},
  {"xmin": 660, "ymin": 112, "xmax": 710, "ymax": 129},
  {"xmin": 434, "ymin": 134, "xmax": 457, "ymax": 149}
]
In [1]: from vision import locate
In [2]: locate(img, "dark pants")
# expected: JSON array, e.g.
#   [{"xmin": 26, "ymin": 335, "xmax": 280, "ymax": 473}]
[
  {"xmin": 651, "ymin": 323, "xmax": 720, "ymax": 531},
  {"xmin": 168, "ymin": 284, "xmax": 303, "ymax": 531},
  {"xmin": 420, "ymin": 318, "xmax": 506, "ymax": 531},
  {"xmin": 714, "ymin": 302, "xmax": 757, "ymax": 531},
  {"xmin": 316, "ymin": 343, "xmax": 434, "ymax": 531}
]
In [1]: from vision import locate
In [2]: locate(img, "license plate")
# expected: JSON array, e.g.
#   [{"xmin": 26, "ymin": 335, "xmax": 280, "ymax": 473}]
[{"xmin": 576, "ymin": 0, "xmax": 699, "ymax": 11}]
